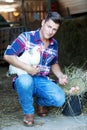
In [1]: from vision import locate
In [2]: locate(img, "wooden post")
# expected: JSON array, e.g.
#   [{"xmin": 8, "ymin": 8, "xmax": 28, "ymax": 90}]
[
  {"xmin": 21, "ymin": 0, "xmax": 26, "ymax": 26},
  {"xmin": 46, "ymin": 0, "xmax": 51, "ymax": 12}
]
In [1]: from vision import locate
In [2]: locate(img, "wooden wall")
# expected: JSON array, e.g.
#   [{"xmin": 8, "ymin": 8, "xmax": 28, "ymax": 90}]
[
  {"xmin": 0, "ymin": 0, "xmax": 47, "ymax": 26},
  {"xmin": 57, "ymin": 0, "xmax": 87, "ymax": 16},
  {"xmin": 1, "ymin": 0, "xmax": 87, "ymax": 25},
  {"xmin": 24, "ymin": 0, "xmax": 47, "ymax": 24}
]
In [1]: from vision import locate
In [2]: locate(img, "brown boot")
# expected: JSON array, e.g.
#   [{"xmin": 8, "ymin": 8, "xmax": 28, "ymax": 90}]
[
  {"xmin": 23, "ymin": 114, "xmax": 34, "ymax": 126},
  {"xmin": 37, "ymin": 106, "xmax": 48, "ymax": 117}
]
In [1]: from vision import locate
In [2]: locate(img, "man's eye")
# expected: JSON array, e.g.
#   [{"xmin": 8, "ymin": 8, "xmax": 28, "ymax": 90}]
[
  {"xmin": 48, "ymin": 25, "xmax": 51, "ymax": 28},
  {"xmin": 53, "ymin": 29, "xmax": 57, "ymax": 32}
]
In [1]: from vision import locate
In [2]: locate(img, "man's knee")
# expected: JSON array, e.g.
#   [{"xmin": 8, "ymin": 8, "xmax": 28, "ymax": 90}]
[
  {"xmin": 15, "ymin": 74, "xmax": 33, "ymax": 90},
  {"xmin": 52, "ymin": 94, "xmax": 65, "ymax": 107}
]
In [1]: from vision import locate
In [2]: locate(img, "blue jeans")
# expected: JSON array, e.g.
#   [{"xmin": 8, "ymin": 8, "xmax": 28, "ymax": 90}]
[{"xmin": 14, "ymin": 74, "xmax": 65, "ymax": 114}]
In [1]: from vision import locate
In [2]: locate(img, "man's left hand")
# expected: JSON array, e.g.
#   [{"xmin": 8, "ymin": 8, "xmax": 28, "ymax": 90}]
[{"xmin": 58, "ymin": 75, "xmax": 68, "ymax": 85}]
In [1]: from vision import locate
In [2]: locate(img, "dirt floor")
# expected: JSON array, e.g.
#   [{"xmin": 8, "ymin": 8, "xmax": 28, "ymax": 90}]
[
  {"xmin": 0, "ymin": 66, "xmax": 87, "ymax": 129},
  {"xmin": 0, "ymin": 66, "xmax": 23, "ymax": 128}
]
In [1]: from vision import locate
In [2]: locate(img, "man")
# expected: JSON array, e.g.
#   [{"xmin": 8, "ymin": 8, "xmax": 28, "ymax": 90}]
[{"xmin": 4, "ymin": 12, "xmax": 68, "ymax": 126}]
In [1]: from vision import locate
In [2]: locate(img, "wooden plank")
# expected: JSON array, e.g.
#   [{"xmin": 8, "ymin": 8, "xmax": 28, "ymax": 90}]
[
  {"xmin": 70, "ymin": 3, "xmax": 87, "ymax": 14},
  {"xmin": 57, "ymin": 0, "xmax": 87, "ymax": 16}
]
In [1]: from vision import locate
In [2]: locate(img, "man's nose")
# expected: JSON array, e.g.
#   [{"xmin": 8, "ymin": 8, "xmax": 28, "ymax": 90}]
[{"xmin": 49, "ymin": 29, "xmax": 53, "ymax": 34}]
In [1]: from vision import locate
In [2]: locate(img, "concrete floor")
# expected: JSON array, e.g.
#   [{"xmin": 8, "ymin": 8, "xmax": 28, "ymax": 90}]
[{"xmin": 1, "ymin": 114, "xmax": 87, "ymax": 130}]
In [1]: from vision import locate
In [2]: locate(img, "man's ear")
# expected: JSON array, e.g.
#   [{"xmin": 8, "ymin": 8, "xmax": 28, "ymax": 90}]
[{"xmin": 41, "ymin": 19, "xmax": 45, "ymax": 26}]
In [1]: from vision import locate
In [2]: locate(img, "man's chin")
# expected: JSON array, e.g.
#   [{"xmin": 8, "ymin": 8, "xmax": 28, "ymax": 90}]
[{"xmin": 45, "ymin": 36, "xmax": 52, "ymax": 40}]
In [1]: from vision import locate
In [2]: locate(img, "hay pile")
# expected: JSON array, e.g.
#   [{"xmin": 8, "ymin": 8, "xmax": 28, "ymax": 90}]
[{"xmin": 61, "ymin": 65, "xmax": 87, "ymax": 95}]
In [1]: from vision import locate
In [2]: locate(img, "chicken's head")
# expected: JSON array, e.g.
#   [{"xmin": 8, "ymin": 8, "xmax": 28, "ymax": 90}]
[{"xmin": 32, "ymin": 45, "xmax": 42, "ymax": 54}]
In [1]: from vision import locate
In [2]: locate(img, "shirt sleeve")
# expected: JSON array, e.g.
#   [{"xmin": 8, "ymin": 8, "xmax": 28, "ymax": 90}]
[
  {"xmin": 51, "ymin": 40, "xmax": 58, "ymax": 65},
  {"xmin": 4, "ymin": 32, "xmax": 27, "ymax": 56},
  {"xmin": 50, "ymin": 52, "xmax": 58, "ymax": 65}
]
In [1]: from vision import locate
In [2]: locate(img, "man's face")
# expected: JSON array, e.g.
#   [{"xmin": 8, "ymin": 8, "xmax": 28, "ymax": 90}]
[{"xmin": 41, "ymin": 19, "xmax": 60, "ymax": 39}]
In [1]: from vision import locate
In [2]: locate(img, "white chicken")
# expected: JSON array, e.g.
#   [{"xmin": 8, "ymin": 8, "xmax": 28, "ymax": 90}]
[{"xmin": 8, "ymin": 45, "xmax": 41, "ymax": 76}]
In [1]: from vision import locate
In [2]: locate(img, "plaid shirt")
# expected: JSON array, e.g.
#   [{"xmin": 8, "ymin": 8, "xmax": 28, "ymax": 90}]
[{"xmin": 5, "ymin": 29, "xmax": 58, "ymax": 77}]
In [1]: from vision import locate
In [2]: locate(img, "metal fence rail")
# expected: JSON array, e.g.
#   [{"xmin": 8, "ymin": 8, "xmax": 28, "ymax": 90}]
[{"xmin": 0, "ymin": 26, "xmax": 30, "ymax": 63}]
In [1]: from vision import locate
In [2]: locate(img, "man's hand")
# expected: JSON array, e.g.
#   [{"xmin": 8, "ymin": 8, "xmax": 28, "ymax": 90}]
[
  {"xmin": 58, "ymin": 74, "xmax": 68, "ymax": 85},
  {"xmin": 25, "ymin": 65, "xmax": 40, "ymax": 76},
  {"xmin": 51, "ymin": 64, "xmax": 68, "ymax": 85}
]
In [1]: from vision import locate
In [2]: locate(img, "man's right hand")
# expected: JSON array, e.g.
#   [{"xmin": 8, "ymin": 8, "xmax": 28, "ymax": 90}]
[{"xmin": 24, "ymin": 65, "xmax": 40, "ymax": 76}]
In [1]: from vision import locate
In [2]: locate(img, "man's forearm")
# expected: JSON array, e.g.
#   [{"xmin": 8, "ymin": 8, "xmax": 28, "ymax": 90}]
[{"xmin": 51, "ymin": 64, "xmax": 63, "ymax": 79}]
